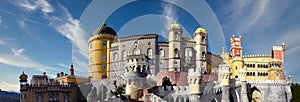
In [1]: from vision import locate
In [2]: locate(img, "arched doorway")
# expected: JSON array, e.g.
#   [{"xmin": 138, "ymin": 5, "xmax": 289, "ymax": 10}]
[{"xmin": 251, "ymin": 87, "xmax": 262, "ymax": 102}]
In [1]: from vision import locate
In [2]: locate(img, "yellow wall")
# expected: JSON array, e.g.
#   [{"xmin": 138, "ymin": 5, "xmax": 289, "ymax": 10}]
[
  {"xmin": 230, "ymin": 57, "xmax": 244, "ymax": 79},
  {"xmin": 57, "ymin": 77, "xmax": 89, "ymax": 85},
  {"xmin": 222, "ymin": 56, "xmax": 286, "ymax": 81},
  {"xmin": 88, "ymin": 34, "xmax": 116, "ymax": 81}
]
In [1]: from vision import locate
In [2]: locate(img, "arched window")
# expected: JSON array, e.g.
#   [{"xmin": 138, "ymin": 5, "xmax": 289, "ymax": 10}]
[
  {"xmin": 113, "ymin": 53, "xmax": 118, "ymax": 61},
  {"xmin": 188, "ymin": 50, "xmax": 192, "ymax": 57},
  {"xmin": 202, "ymin": 36, "xmax": 205, "ymax": 43},
  {"xmin": 137, "ymin": 65, "xmax": 141, "ymax": 72},
  {"xmin": 174, "ymin": 60, "xmax": 177, "ymax": 64},
  {"xmin": 159, "ymin": 49, "xmax": 165, "ymax": 57},
  {"xmin": 37, "ymin": 95, "xmax": 43, "ymax": 102},
  {"xmin": 147, "ymin": 48, "xmax": 152, "ymax": 58},
  {"xmin": 89, "ymin": 43, "xmax": 93, "ymax": 49},
  {"xmin": 122, "ymin": 50, "xmax": 126, "ymax": 60},
  {"xmin": 133, "ymin": 48, "xmax": 140, "ymax": 55},
  {"xmin": 142, "ymin": 65, "xmax": 146, "ymax": 73},
  {"xmin": 102, "ymin": 40, "xmax": 107, "ymax": 46},
  {"xmin": 202, "ymin": 51, "xmax": 205, "ymax": 60},
  {"xmin": 64, "ymin": 93, "xmax": 69, "ymax": 102},
  {"xmin": 102, "ymin": 75, "xmax": 107, "ymax": 79},
  {"xmin": 126, "ymin": 67, "xmax": 129, "ymax": 72},
  {"xmin": 174, "ymin": 48, "xmax": 179, "ymax": 57},
  {"xmin": 102, "ymin": 55, "xmax": 106, "ymax": 61}
]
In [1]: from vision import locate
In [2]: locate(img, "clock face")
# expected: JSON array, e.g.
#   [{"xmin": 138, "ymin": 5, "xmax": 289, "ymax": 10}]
[{"xmin": 276, "ymin": 71, "xmax": 280, "ymax": 77}]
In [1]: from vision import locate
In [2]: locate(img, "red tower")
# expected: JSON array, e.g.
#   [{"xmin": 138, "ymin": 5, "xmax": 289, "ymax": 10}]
[
  {"xmin": 230, "ymin": 35, "xmax": 242, "ymax": 58},
  {"xmin": 272, "ymin": 42, "xmax": 285, "ymax": 61}
]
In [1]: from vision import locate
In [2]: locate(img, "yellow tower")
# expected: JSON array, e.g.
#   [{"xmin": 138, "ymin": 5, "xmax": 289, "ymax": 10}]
[
  {"xmin": 88, "ymin": 22, "xmax": 117, "ymax": 81},
  {"xmin": 231, "ymin": 57, "xmax": 244, "ymax": 79}
]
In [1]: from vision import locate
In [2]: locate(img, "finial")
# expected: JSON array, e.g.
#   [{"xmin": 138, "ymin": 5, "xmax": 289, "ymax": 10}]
[
  {"xmin": 282, "ymin": 42, "xmax": 285, "ymax": 46},
  {"xmin": 222, "ymin": 47, "xmax": 225, "ymax": 54},
  {"xmin": 71, "ymin": 63, "xmax": 74, "ymax": 68},
  {"xmin": 103, "ymin": 21, "xmax": 106, "ymax": 26}
]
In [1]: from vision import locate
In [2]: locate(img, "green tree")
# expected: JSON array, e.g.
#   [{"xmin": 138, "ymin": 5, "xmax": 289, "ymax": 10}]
[
  {"xmin": 110, "ymin": 80, "xmax": 126, "ymax": 98},
  {"xmin": 291, "ymin": 83, "xmax": 300, "ymax": 102}
]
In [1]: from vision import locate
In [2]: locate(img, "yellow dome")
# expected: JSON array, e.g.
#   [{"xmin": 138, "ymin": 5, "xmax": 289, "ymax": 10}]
[
  {"xmin": 196, "ymin": 27, "xmax": 206, "ymax": 33},
  {"xmin": 19, "ymin": 71, "xmax": 28, "ymax": 81},
  {"xmin": 170, "ymin": 23, "xmax": 180, "ymax": 28}
]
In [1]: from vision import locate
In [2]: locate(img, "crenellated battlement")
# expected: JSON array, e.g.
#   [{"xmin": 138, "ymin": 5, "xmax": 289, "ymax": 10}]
[
  {"xmin": 243, "ymin": 54, "xmax": 271, "ymax": 58},
  {"xmin": 247, "ymin": 80, "xmax": 289, "ymax": 85},
  {"xmin": 272, "ymin": 46, "xmax": 283, "ymax": 51}
]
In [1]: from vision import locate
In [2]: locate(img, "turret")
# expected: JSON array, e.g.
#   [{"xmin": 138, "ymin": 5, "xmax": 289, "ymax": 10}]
[
  {"xmin": 272, "ymin": 42, "xmax": 285, "ymax": 62},
  {"xmin": 230, "ymin": 57, "xmax": 244, "ymax": 79},
  {"xmin": 193, "ymin": 27, "xmax": 208, "ymax": 73},
  {"xmin": 230, "ymin": 35, "xmax": 242, "ymax": 58},
  {"xmin": 187, "ymin": 67, "xmax": 201, "ymax": 94},
  {"xmin": 19, "ymin": 71, "xmax": 28, "ymax": 85},
  {"xmin": 168, "ymin": 23, "xmax": 183, "ymax": 72},
  {"xmin": 218, "ymin": 64, "xmax": 230, "ymax": 102},
  {"xmin": 88, "ymin": 22, "xmax": 117, "ymax": 81},
  {"xmin": 124, "ymin": 54, "xmax": 149, "ymax": 100}
]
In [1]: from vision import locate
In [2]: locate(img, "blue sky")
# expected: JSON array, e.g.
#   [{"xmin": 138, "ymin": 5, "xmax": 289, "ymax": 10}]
[{"xmin": 0, "ymin": 0, "xmax": 299, "ymax": 92}]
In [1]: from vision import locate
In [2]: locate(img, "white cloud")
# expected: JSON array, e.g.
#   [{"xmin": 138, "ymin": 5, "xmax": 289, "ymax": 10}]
[
  {"xmin": 18, "ymin": 0, "xmax": 37, "ymax": 10},
  {"xmin": 18, "ymin": 0, "xmax": 53, "ymax": 14},
  {"xmin": 73, "ymin": 56, "xmax": 88, "ymax": 73},
  {"xmin": 161, "ymin": 3, "xmax": 177, "ymax": 37},
  {"xmin": 15, "ymin": 0, "xmax": 89, "ymax": 73},
  {"xmin": 49, "ymin": 3, "xmax": 88, "ymax": 59},
  {"xmin": 246, "ymin": 0, "xmax": 269, "ymax": 30},
  {"xmin": 0, "ymin": 48, "xmax": 58, "ymax": 72},
  {"xmin": 36, "ymin": 0, "xmax": 53, "ymax": 13},
  {"xmin": 222, "ymin": 0, "xmax": 270, "ymax": 35},
  {"xmin": 0, "ymin": 38, "xmax": 14, "ymax": 46},
  {"xmin": 11, "ymin": 48, "xmax": 25, "ymax": 56},
  {"xmin": 56, "ymin": 63, "xmax": 69, "ymax": 69},
  {"xmin": 18, "ymin": 20, "xmax": 26, "ymax": 28},
  {"xmin": 0, "ymin": 39, "xmax": 5, "ymax": 45},
  {"xmin": 0, "ymin": 82, "xmax": 19, "ymax": 92}
]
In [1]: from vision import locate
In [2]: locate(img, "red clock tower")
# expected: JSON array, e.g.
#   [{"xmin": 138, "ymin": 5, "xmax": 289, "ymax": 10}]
[{"xmin": 230, "ymin": 35, "xmax": 242, "ymax": 58}]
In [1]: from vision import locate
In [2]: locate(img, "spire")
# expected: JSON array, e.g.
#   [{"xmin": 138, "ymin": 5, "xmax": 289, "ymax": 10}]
[
  {"xmin": 70, "ymin": 63, "xmax": 74, "ymax": 76},
  {"xmin": 282, "ymin": 42, "xmax": 285, "ymax": 51},
  {"xmin": 222, "ymin": 47, "xmax": 225, "ymax": 54},
  {"xmin": 103, "ymin": 21, "xmax": 106, "ymax": 26}
]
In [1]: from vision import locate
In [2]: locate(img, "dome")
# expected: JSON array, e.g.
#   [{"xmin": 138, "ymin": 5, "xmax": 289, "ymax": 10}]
[
  {"xmin": 195, "ymin": 27, "xmax": 206, "ymax": 33},
  {"xmin": 93, "ymin": 22, "xmax": 117, "ymax": 35},
  {"xmin": 169, "ymin": 23, "xmax": 181, "ymax": 28},
  {"xmin": 19, "ymin": 71, "xmax": 28, "ymax": 81}
]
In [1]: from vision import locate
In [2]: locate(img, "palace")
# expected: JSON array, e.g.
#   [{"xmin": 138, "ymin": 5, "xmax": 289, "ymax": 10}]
[
  {"xmin": 83, "ymin": 23, "xmax": 292, "ymax": 102},
  {"xmin": 19, "ymin": 22, "xmax": 293, "ymax": 102}
]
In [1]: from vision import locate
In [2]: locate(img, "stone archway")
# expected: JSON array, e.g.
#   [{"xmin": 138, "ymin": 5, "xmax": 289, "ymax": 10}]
[{"xmin": 251, "ymin": 87, "xmax": 262, "ymax": 102}]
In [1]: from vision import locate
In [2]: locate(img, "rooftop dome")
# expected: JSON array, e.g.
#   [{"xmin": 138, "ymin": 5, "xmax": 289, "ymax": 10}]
[
  {"xmin": 195, "ymin": 27, "xmax": 206, "ymax": 33},
  {"xmin": 169, "ymin": 23, "xmax": 181, "ymax": 28},
  {"xmin": 93, "ymin": 22, "xmax": 117, "ymax": 35},
  {"xmin": 19, "ymin": 71, "xmax": 28, "ymax": 82}
]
